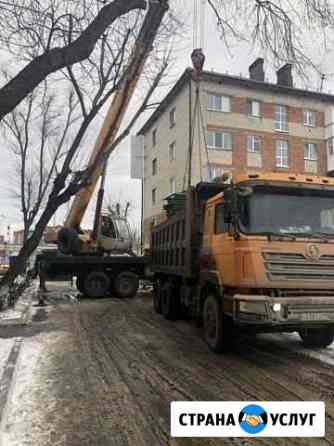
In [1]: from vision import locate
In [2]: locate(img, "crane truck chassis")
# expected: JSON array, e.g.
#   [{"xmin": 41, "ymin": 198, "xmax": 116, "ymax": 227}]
[
  {"xmin": 36, "ymin": 248, "xmax": 149, "ymax": 299},
  {"xmin": 150, "ymin": 172, "xmax": 334, "ymax": 352}
]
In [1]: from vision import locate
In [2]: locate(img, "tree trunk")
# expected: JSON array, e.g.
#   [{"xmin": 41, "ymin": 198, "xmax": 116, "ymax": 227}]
[{"xmin": 0, "ymin": 198, "xmax": 60, "ymax": 287}]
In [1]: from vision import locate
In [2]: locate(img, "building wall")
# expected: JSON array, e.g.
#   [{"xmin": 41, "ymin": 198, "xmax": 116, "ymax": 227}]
[
  {"xmin": 142, "ymin": 76, "xmax": 331, "ymax": 246},
  {"xmin": 143, "ymin": 81, "xmax": 190, "ymax": 244}
]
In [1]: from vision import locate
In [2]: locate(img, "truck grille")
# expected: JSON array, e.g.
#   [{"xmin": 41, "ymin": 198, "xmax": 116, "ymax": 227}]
[{"xmin": 263, "ymin": 252, "xmax": 334, "ymax": 282}]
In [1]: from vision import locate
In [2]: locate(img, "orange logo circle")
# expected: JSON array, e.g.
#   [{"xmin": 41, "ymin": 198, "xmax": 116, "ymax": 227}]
[{"xmin": 306, "ymin": 244, "xmax": 320, "ymax": 261}]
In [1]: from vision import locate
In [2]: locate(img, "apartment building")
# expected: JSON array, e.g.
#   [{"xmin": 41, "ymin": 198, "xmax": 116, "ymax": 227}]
[{"xmin": 138, "ymin": 58, "xmax": 334, "ymax": 244}]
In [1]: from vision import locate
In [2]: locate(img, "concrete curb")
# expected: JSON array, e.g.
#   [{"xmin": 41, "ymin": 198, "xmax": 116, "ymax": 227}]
[{"xmin": 0, "ymin": 280, "xmax": 38, "ymax": 326}]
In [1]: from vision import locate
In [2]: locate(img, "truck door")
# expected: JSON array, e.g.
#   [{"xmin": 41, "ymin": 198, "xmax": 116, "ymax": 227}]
[
  {"xmin": 211, "ymin": 202, "xmax": 233, "ymax": 284},
  {"xmin": 202, "ymin": 204, "xmax": 214, "ymax": 249},
  {"xmin": 200, "ymin": 204, "xmax": 215, "ymax": 271}
]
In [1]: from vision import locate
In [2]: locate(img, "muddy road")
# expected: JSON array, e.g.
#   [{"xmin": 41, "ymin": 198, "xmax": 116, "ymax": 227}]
[{"xmin": 3, "ymin": 285, "xmax": 334, "ymax": 446}]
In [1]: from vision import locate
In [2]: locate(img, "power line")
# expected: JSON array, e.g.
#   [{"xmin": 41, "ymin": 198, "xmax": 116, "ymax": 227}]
[
  {"xmin": 200, "ymin": 0, "xmax": 206, "ymax": 51},
  {"xmin": 193, "ymin": 0, "xmax": 198, "ymax": 49}
]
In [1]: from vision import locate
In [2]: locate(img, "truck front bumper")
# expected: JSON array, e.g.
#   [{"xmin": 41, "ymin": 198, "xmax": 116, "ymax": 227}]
[{"xmin": 233, "ymin": 294, "xmax": 334, "ymax": 328}]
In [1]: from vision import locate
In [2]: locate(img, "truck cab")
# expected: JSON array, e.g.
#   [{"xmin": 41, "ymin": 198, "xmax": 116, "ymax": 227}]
[
  {"xmin": 201, "ymin": 172, "xmax": 334, "ymax": 350},
  {"xmin": 98, "ymin": 214, "xmax": 133, "ymax": 253}
]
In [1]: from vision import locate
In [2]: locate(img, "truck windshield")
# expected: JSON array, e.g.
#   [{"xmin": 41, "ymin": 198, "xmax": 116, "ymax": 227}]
[{"xmin": 238, "ymin": 186, "xmax": 334, "ymax": 237}]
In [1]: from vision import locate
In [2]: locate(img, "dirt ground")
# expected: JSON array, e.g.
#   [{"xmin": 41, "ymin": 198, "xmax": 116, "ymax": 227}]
[{"xmin": 2, "ymin": 282, "xmax": 334, "ymax": 446}]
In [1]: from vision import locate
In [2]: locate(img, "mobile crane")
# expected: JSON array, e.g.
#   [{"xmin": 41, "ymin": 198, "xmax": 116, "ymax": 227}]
[{"xmin": 37, "ymin": 0, "xmax": 168, "ymax": 298}]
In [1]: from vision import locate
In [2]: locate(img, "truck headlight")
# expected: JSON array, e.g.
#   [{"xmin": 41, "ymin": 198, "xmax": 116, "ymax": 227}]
[{"xmin": 273, "ymin": 303, "xmax": 281, "ymax": 312}]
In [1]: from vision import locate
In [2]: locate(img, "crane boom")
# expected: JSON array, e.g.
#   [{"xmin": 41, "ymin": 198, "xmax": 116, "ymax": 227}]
[{"xmin": 65, "ymin": 0, "xmax": 169, "ymax": 229}]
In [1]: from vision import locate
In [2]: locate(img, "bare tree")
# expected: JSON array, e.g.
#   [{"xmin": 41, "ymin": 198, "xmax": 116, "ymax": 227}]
[
  {"xmin": 0, "ymin": 0, "xmax": 171, "ymax": 287},
  {"xmin": 2, "ymin": 80, "xmax": 78, "ymax": 244},
  {"xmin": 106, "ymin": 201, "xmax": 131, "ymax": 219},
  {"xmin": 207, "ymin": 0, "xmax": 334, "ymax": 76},
  {"xmin": 0, "ymin": 0, "xmax": 151, "ymax": 121}
]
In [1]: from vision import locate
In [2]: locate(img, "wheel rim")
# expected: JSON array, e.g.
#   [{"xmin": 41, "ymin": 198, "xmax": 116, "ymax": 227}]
[{"xmin": 204, "ymin": 301, "xmax": 217, "ymax": 343}]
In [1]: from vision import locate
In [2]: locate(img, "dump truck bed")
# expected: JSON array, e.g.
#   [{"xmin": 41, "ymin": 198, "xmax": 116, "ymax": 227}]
[{"xmin": 150, "ymin": 182, "xmax": 226, "ymax": 279}]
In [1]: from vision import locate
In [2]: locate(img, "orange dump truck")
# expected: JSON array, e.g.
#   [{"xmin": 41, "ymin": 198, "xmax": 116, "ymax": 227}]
[{"xmin": 151, "ymin": 172, "xmax": 334, "ymax": 352}]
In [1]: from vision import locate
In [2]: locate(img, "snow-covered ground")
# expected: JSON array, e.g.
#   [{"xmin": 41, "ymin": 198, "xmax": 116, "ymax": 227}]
[{"xmin": 1, "ymin": 282, "xmax": 334, "ymax": 446}]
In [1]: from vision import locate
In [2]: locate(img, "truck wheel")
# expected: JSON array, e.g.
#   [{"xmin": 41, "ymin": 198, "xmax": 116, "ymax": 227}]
[
  {"xmin": 161, "ymin": 282, "xmax": 178, "ymax": 320},
  {"xmin": 299, "ymin": 327, "xmax": 334, "ymax": 348},
  {"xmin": 58, "ymin": 227, "xmax": 80, "ymax": 255},
  {"xmin": 114, "ymin": 272, "xmax": 139, "ymax": 298},
  {"xmin": 203, "ymin": 294, "xmax": 233, "ymax": 353},
  {"xmin": 153, "ymin": 279, "xmax": 162, "ymax": 314},
  {"xmin": 82, "ymin": 271, "xmax": 110, "ymax": 298}
]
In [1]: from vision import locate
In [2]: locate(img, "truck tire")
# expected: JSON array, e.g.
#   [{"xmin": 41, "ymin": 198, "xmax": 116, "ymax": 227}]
[
  {"xmin": 153, "ymin": 279, "xmax": 162, "ymax": 314},
  {"xmin": 203, "ymin": 294, "xmax": 233, "ymax": 353},
  {"xmin": 298, "ymin": 327, "xmax": 334, "ymax": 348},
  {"xmin": 161, "ymin": 282, "xmax": 179, "ymax": 320},
  {"xmin": 58, "ymin": 227, "xmax": 81, "ymax": 255},
  {"xmin": 113, "ymin": 272, "xmax": 139, "ymax": 298},
  {"xmin": 82, "ymin": 271, "xmax": 110, "ymax": 298}
]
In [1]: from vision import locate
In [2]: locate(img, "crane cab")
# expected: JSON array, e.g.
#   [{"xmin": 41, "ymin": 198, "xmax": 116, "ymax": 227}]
[
  {"xmin": 58, "ymin": 214, "xmax": 133, "ymax": 255},
  {"xmin": 97, "ymin": 214, "xmax": 133, "ymax": 254}
]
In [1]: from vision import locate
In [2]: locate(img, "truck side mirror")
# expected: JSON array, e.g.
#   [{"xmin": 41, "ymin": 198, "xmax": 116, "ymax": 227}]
[
  {"xmin": 223, "ymin": 188, "xmax": 237, "ymax": 223},
  {"xmin": 223, "ymin": 187, "xmax": 240, "ymax": 240}
]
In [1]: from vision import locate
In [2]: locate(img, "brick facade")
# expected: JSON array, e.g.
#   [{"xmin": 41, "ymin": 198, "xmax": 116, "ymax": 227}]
[{"xmin": 208, "ymin": 127, "xmax": 327, "ymax": 175}]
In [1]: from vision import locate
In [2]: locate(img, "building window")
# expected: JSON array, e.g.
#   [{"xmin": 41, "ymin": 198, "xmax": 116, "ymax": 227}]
[
  {"xmin": 328, "ymin": 138, "xmax": 334, "ymax": 156},
  {"xmin": 276, "ymin": 140, "xmax": 289, "ymax": 168},
  {"xmin": 275, "ymin": 104, "xmax": 288, "ymax": 132},
  {"xmin": 247, "ymin": 100, "xmax": 261, "ymax": 117},
  {"xmin": 208, "ymin": 164, "xmax": 224, "ymax": 180},
  {"xmin": 208, "ymin": 93, "xmax": 230, "ymax": 112},
  {"xmin": 169, "ymin": 108, "xmax": 176, "ymax": 127},
  {"xmin": 152, "ymin": 129, "xmax": 157, "ymax": 146},
  {"xmin": 207, "ymin": 130, "xmax": 232, "ymax": 150},
  {"xmin": 247, "ymin": 135, "xmax": 261, "ymax": 153},
  {"xmin": 304, "ymin": 143, "xmax": 317, "ymax": 161},
  {"xmin": 152, "ymin": 188, "xmax": 157, "ymax": 205},
  {"xmin": 303, "ymin": 110, "xmax": 315, "ymax": 127},
  {"xmin": 152, "ymin": 158, "xmax": 157, "ymax": 176},
  {"xmin": 169, "ymin": 142, "xmax": 176, "ymax": 162},
  {"xmin": 170, "ymin": 177, "xmax": 176, "ymax": 194}
]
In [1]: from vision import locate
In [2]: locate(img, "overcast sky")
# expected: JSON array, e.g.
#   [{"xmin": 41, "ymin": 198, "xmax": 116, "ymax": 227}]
[{"xmin": 1, "ymin": 0, "xmax": 334, "ymax": 239}]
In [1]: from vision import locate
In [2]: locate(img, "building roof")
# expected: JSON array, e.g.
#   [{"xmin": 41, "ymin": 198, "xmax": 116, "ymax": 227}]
[{"xmin": 137, "ymin": 68, "xmax": 334, "ymax": 136}]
